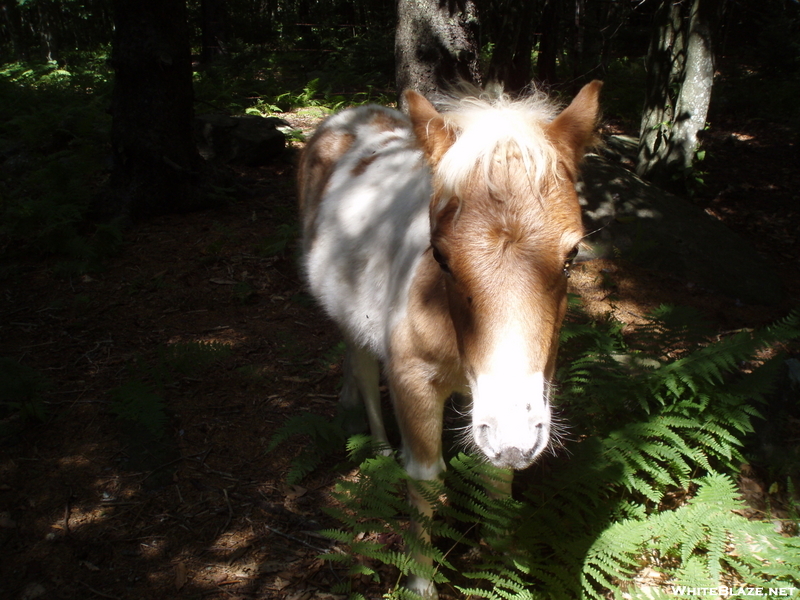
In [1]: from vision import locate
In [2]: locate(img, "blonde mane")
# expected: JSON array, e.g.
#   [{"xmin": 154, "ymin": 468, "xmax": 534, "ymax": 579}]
[{"xmin": 431, "ymin": 90, "xmax": 563, "ymax": 207}]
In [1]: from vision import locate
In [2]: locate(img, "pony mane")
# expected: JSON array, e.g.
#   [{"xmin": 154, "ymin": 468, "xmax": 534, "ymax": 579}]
[{"xmin": 431, "ymin": 88, "xmax": 563, "ymax": 207}]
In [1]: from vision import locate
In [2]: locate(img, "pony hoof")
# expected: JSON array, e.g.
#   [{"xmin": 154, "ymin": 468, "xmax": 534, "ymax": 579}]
[{"xmin": 405, "ymin": 575, "xmax": 438, "ymax": 599}]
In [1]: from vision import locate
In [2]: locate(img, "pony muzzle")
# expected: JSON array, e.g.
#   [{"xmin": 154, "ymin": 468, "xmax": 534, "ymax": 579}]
[
  {"xmin": 471, "ymin": 373, "xmax": 551, "ymax": 470},
  {"xmin": 474, "ymin": 414, "xmax": 550, "ymax": 469}
]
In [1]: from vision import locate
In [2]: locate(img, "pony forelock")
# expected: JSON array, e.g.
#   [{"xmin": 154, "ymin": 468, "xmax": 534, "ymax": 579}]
[{"xmin": 430, "ymin": 90, "xmax": 563, "ymax": 210}]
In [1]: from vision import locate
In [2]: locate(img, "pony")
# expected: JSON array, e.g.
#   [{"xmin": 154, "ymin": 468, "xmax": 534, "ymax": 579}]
[{"xmin": 298, "ymin": 81, "xmax": 602, "ymax": 598}]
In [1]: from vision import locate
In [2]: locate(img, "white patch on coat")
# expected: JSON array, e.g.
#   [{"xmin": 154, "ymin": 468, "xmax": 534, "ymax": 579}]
[{"xmin": 303, "ymin": 108, "xmax": 432, "ymax": 361}]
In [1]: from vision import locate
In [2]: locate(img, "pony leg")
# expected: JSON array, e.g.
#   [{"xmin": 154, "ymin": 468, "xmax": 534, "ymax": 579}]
[
  {"xmin": 406, "ymin": 479, "xmax": 440, "ymax": 599},
  {"xmin": 340, "ymin": 343, "xmax": 389, "ymax": 449},
  {"xmin": 392, "ymin": 372, "xmax": 447, "ymax": 600}
]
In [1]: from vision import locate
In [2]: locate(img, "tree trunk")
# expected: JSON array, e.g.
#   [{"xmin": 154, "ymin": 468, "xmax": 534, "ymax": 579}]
[
  {"xmin": 1, "ymin": 1, "xmax": 29, "ymax": 61},
  {"xmin": 200, "ymin": 0, "xmax": 228, "ymax": 64},
  {"xmin": 636, "ymin": 0, "xmax": 715, "ymax": 192},
  {"xmin": 485, "ymin": 0, "xmax": 536, "ymax": 94},
  {"xmin": 105, "ymin": 0, "xmax": 211, "ymax": 221},
  {"xmin": 395, "ymin": 0, "xmax": 481, "ymax": 110},
  {"xmin": 537, "ymin": 0, "xmax": 559, "ymax": 85},
  {"xmin": 37, "ymin": 0, "xmax": 59, "ymax": 62},
  {"xmin": 569, "ymin": 0, "xmax": 585, "ymax": 81}
]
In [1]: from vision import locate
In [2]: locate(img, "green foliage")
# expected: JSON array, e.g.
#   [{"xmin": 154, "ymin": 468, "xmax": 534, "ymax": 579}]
[
  {"xmin": 258, "ymin": 222, "xmax": 299, "ymax": 257},
  {"xmin": 195, "ymin": 59, "xmax": 393, "ymax": 118},
  {"xmin": 110, "ymin": 341, "xmax": 232, "ymax": 438},
  {"xmin": 600, "ymin": 57, "xmax": 647, "ymax": 125},
  {"xmin": 0, "ymin": 55, "xmax": 118, "ymax": 270},
  {"xmin": 301, "ymin": 306, "xmax": 800, "ymax": 598},
  {"xmin": 109, "ymin": 379, "xmax": 169, "ymax": 439},
  {"xmin": 0, "ymin": 357, "xmax": 50, "ymax": 437}
]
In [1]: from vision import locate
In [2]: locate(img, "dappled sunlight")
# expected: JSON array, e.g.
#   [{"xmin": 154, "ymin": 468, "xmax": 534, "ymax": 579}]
[
  {"xmin": 568, "ymin": 256, "xmax": 784, "ymax": 330},
  {"xmin": 166, "ymin": 334, "xmax": 244, "ymax": 348}
]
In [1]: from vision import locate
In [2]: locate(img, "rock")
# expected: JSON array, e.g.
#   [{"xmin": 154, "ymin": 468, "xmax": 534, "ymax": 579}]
[
  {"xmin": 194, "ymin": 113, "xmax": 288, "ymax": 166},
  {"xmin": 577, "ymin": 153, "xmax": 782, "ymax": 306}
]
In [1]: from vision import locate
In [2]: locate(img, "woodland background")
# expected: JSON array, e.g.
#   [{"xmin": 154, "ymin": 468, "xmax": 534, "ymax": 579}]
[{"xmin": 1, "ymin": 1, "xmax": 800, "ymax": 599}]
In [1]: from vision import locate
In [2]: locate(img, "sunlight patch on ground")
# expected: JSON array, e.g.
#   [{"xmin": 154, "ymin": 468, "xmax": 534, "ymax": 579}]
[
  {"xmin": 166, "ymin": 335, "xmax": 243, "ymax": 348},
  {"xmin": 731, "ymin": 132, "xmax": 755, "ymax": 141}
]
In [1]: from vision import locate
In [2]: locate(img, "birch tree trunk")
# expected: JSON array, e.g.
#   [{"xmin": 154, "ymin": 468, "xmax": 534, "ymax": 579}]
[
  {"xmin": 395, "ymin": 0, "xmax": 481, "ymax": 111},
  {"xmin": 637, "ymin": 0, "xmax": 716, "ymax": 192}
]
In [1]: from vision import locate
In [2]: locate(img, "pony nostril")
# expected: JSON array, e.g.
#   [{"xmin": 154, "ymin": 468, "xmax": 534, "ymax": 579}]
[{"xmin": 502, "ymin": 447, "xmax": 524, "ymax": 468}]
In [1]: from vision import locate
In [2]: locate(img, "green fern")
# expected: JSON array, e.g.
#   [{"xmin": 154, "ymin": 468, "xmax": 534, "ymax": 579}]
[
  {"xmin": 298, "ymin": 306, "xmax": 800, "ymax": 598},
  {"xmin": 109, "ymin": 379, "xmax": 167, "ymax": 437},
  {"xmin": 266, "ymin": 412, "xmax": 353, "ymax": 485}
]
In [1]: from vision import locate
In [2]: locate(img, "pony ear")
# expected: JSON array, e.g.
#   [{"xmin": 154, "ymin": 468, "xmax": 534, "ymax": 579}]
[
  {"xmin": 405, "ymin": 90, "xmax": 455, "ymax": 165},
  {"xmin": 547, "ymin": 80, "xmax": 603, "ymax": 167}
]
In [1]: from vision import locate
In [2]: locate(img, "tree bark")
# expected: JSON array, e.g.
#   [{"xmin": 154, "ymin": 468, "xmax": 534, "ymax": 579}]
[
  {"xmin": 37, "ymin": 0, "xmax": 60, "ymax": 62},
  {"xmin": 1, "ymin": 1, "xmax": 30, "ymax": 61},
  {"xmin": 395, "ymin": 0, "xmax": 481, "ymax": 110},
  {"xmin": 485, "ymin": 0, "xmax": 536, "ymax": 94},
  {"xmin": 537, "ymin": 0, "xmax": 559, "ymax": 85},
  {"xmin": 106, "ymin": 0, "xmax": 211, "ymax": 221},
  {"xmin": 200, "ymin": 0, "xmax": 228, "ymax": 64},
  {"xmin": 636, "ymin": 0, "xmax": 715, "ymax": 192}
]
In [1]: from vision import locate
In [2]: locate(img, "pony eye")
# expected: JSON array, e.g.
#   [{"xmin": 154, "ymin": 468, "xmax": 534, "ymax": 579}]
[
  {"xmin": 563, "ymin": 246, "xmax": 579, "ymax": 278},
  {"xmin": 431, "ymin": 246, "xmax": 452, "ymax": 275}
]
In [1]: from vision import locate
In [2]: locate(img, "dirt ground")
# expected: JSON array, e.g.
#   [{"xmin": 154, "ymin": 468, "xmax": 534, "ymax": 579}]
[{"xmin": 1, "ymin": 104, "xmax": 799, "ymax": 600}]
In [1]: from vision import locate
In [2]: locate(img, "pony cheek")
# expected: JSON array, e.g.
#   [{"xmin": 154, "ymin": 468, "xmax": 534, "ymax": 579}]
[{"xmin": 443, "ymin": 283, "xmax": 479, "ymax": 369}]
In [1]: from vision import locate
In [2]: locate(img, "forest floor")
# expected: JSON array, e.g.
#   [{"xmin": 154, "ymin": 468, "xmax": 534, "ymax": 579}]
[{"xmin": 1, "ymin": 104, "xmax": 799, "ymax": 600}]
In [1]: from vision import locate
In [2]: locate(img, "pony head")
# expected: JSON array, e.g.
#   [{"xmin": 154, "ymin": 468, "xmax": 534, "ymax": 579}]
[{"xmin": 405, "ymin": 82, "xmax": 601, "ymax": 469}]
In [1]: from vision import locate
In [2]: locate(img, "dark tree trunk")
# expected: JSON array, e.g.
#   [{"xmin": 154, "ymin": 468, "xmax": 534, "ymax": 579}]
[
  {"xmin": 485, "ymin": 0, "xmax": 536, "ymax": 93},
  {"xmin": 200, "ymin": 0, "xmax": 228, "ymax": 64},
  {"xmin": 569, "ymin": 0, "xmax": 585, "ymax": 81},
  {"xmin": 395, "ymin": 0, "xmax": 481, "ymax": 110},
  {"xmin": 37, "ymin": 0, "xmax": 59, "ymax": 62},
  {"xmin": 637, "ymin": 0, "xmax": 716, "ymax": 192},
  {"xmin": 537, "ymin": 0, "xmax": 559, "ymax": 85},
  {"xmin": 1, "ymin": 1, "xmax": 29, "ymax": 61},
  {"xmin": 106, "ymin": 0, "xmax": 211, "ymax": 221}
]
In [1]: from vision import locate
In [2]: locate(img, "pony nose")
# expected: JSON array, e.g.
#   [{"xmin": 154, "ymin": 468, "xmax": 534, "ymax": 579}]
[{"xmin": 476, "ymin": 420, "xmax": 548, "ymax": 470}]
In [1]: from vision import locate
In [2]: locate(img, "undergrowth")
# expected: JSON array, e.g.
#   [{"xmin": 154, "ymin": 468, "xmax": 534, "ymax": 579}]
[
  {"xmin": 273, "ymin": 304, "xmax": 800, "ymax": 598},
  {"xmin": 0, "ymin": 55, "xmax": 117, "ymax": 272},
  {"xmin": 0, "ymin": 50, "xmax": 390, "ymax": 276}
]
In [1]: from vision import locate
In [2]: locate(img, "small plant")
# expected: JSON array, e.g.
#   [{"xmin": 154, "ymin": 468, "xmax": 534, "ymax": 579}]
[
  {"xmin": 0, "ymin": 357, "xmax": 50, "ymax": 437},
  {"xmin": 258, "ymin": 222, "xmax": 298, "ymax": 257},
  {"xmin": 110, "ymin": 341, "xmax": 232, "ymax": 438},
  {"xmin": 266, "ymin": 412, "xmax": 352, "ymax": 485},
  {"xmin": 109, "ymin": 379, "xmax": 168, "ymax": 438}
]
